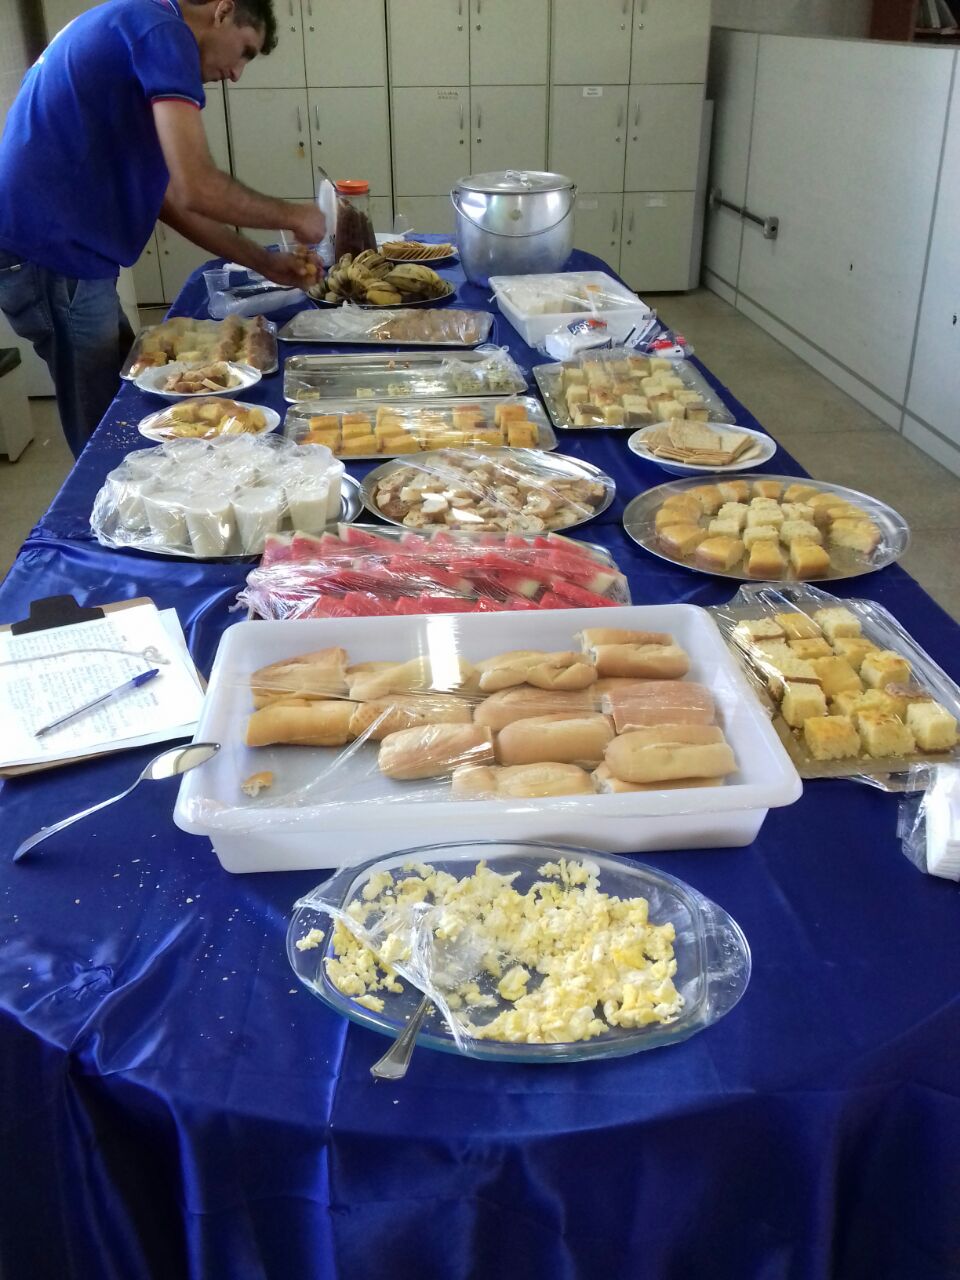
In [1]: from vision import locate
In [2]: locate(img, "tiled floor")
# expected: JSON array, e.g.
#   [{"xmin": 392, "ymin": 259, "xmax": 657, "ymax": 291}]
[{"xmin": 1, "ymin": 289, "xmax": 959, "ymax": 620}]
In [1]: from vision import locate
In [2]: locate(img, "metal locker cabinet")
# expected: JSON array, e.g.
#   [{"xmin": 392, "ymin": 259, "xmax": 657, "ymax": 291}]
[
  {"xmin": 619, "ymin": 191, "xmax": 697, "ymax": 291},
  {"xmin": 393, "ymin": 196, "xmax": 457, "ymax": 236},
  {"xmin": 308, "ymin": 88, "xmax": 393, "ymax": 197},
  {"xmin": 132, "ymin": 235, "xmax": 164, "ymax": 307},
  {"xmin": 631, "ymin": 0, "xmax": 710, "ymax": 85},
  {"xmin": 388, "ymin": 0, "xmax": 469, "ymax": 87},
  {"xmin": 304, "ymin": 0, "xmax": 387, "ymax": 87},
  {"xmin": 471, "ymin": 87, "xmax": 547, "ymax": 174},
  {"xmin": 572, "ymin": 194, "xmax": 624, "ymax": 269},
  {"xmin": 470, "ymin": 0, "xmax": 549, "ymax": 86},
  {"xmin": 625, "ymin": 84, "xmax": 704, "ymax": 191},
  {"xmin": 229, "ymin": 0, "xmax": 305, "ymax": 88},
  {"xmin": 228, "ymin": 89, "xmax": 315, "ymax": 198},
  {"xmin": 392, "ymin": 87, "xmax": 469, "ymax": 196},
  {"xmin": 549, "ymin": 86, "xmax": 628, "ymax": 194},
  {"xmin": 552, "ymin": 0, "xmax": 633, "ymax": 86},
  {"xmin": 156, "ymin": 225, "xmax": 218, "ymax": 305},
  {"xmin": 204, "ymin": 85, "xmax": 231, "ymax": 172}
]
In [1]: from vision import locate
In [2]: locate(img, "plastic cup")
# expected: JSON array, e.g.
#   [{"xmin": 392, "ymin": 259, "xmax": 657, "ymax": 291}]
[
  {"xmin": 285, "ymin": 476, "xmax": 330, "ymax": 534},
  {"xmin": 143, "ymin": 491, "xmax": 189, "ymax": 547},
  {"xmin": 232, "ymin": 485, "xmax": 283, "ymax": 553},
  {"xmin": 184, "ymin": 489, "xmax": 236, "ymax": 558}
]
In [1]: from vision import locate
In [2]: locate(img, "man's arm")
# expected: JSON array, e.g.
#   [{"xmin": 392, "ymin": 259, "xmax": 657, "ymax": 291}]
[
  {"xmin": 153, "ymin": 100, "xmax": 325, "ymax": 242},
  {"xmin": 159, "ymin": 198, "xmax": 321, "ymax": 287}
]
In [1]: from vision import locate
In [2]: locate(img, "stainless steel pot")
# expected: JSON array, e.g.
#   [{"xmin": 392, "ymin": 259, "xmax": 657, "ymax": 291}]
[{"xmin": 451, "ymin": 170, "xmax": 577, "ymax": 286}]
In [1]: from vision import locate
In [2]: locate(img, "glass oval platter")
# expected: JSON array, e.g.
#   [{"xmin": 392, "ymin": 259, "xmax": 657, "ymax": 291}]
[
  {"xmin": 287, "ymin": 841, "xmax": 751, "ymax": 1065},
  {"xmin": 623, "ymin": 473, "xmax": 910, "ymax": 582}
]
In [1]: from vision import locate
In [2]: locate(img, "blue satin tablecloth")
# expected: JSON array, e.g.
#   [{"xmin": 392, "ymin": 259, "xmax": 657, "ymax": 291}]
[{"xmin": 1, "ymin": 251, "xmax": 958, "ymax": 1280}]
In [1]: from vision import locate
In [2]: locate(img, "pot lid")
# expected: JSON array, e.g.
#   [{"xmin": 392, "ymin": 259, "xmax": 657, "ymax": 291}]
[{"xmin": 454, "ymin": 170, "xmax": 574, "ymax": 196}]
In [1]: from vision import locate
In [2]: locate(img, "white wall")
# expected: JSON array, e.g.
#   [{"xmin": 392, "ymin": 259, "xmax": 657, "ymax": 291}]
[
  {"xmin": 711, "ymin": 0, "xmax": 871, "ymax": 37},
  {"xmin": 704, "ymin": 28, "xmax": 960, "ymax": 478}
]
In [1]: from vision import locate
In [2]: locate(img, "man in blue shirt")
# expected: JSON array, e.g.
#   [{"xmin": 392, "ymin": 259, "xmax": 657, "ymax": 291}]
[{"xmin": 0, "ymin": 0, "xmax": 326, "ymax": 455}]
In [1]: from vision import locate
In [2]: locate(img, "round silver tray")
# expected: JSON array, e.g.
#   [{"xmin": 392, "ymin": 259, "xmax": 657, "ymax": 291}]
[
  {"xmin": 361, "ymin": 448, "xmax": 615, "ymax": 533},
  {"xmin": 623, "ymin": 473, "xmax": 910, "ymax": 581},
  {"xmin": 307, "ymin": 285, "xmax": 457, "ymax": 310},
  {"xmin": 95, "ymin": 475, "xmax": 362, "ymax": 561}
]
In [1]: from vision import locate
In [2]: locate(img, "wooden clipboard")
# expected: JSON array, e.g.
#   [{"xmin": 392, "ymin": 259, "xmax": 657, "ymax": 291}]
[{"xmin": 0, "ymin": 594, "xmax": 200, "ymax": 779}]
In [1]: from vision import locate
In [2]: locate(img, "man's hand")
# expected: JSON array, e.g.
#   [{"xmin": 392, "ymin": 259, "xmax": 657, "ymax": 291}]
[
  {"xmin": 261, "ymin": 250, "xmax": 324, "ymax": 289},
  {"xmin": 288, "ymin": 206, "xmax": 327, "ymax": 247}
]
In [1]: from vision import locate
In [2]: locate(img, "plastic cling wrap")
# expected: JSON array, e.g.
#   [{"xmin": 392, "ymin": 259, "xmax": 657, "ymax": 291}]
[
  {"xmin": 362, "ymin": 448, "xmax": 614, "ymax": 533},
  {"xmin": 282, "ymin": 345, "xmax": 526, "ymax": 402},
  {"xmin": 898, "ymin": 765, "xmax": 960, "ymax": 880},
  {"xmin": 711, "ymin": 582, "xmax": 960, "ymax": 788},
  {"xmin": 534, "ymin": 348, "xmax": 734, "ymax": 431},
  {"xmin": 277, "ymin": 304, "xmax": 494, "ymax": 347},
  {"xmin": 284, "ymin": 396, "xmax": 555, "ymax": 459},
  {"xmin": 122, "ymin": 315, "xmax": 278, "ymax": 378},
  {"xmin": 489, "ymin": 271, "xmax": 648, "ymax": 318},
  {"xmin": 240, "ymin": 524, "xmax": 630, "ymax": 619},
  {"xmin": 137, "ymin": 398, "xmax": 279, "ymax": 442},
  {"xmin": 90, "ymin": 435, "xmax": 346, "ymax": 559},
  {"xmin": 286, "ymin": 844, "xmax": 752, "ymax": 1061}
]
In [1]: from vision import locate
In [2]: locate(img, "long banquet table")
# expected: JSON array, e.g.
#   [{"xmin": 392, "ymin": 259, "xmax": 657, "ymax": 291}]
[{"xmin": 1, "ymin": 250, "xmax": 958, "ymax": 1280}]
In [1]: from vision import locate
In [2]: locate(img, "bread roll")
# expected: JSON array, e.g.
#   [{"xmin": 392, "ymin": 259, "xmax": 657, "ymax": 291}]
[
  {"xmin": 251, "ymin": 646, "xmax": 348, "ymax": 705},
  {"xmin": 495, "ymin": 713, "xmax": 615, "ymax": 767},
  {"xmin": 604, "ymin": 731, "xmax": 736, "ymax": 784},
  {"xmin": 450, "ymin": 762, "xmax": 594, "ymax": 799},
  {"xmin": 591, "ymin": 763, "xmax": 722, "ymax": 793},
  {"xmin": 378, "ymin": 724, "xmax": 494, "ymax": 780},
  {"xmin": 473, "ymin": 687, "xmax": 594, "ymax": 731},
  {"xmin": 576, "ymin": 628, "xmax": 672, "ymax": 649},
  {"xmin": 245, "ymin": 699, "xmax": 357, "ymax": 748},
  {"xmin": 349, "ymin": 694, "xmax": 473, "ymax": 741},
  {"xmin": 602, "ymin": 681, "xmax": 715, "ymax": 731},
  {"xmin": 348, "ymin": 656, "xmax": 479, "ymax": 701},
  {"xmin": 607, "ymin": 723, "xmax": 724, "ymax": 747},
  {"xmin": 476, "ymin": 650, "xmax": 597, "ymax": 693},
  {"xmin": 589, "ymin": 642, "xmax": 689, "ymax": 680}
]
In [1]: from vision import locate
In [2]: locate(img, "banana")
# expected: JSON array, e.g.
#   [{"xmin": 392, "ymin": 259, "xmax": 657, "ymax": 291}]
[{"xmin": 365, "ymin": 286, "xmax": 403, "ymax": 305}]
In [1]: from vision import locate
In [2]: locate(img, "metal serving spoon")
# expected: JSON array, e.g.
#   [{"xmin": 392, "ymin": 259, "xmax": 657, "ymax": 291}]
[{"xmin": 13, "ymin": 742, "xmax": 220, "ymax": 862}]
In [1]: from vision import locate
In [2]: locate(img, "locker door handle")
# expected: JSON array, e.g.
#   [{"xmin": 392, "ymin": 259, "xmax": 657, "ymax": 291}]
[
  {"xmin": 629, "ymin": 211, "xmax": 635, "ymax": 233},
  {"xmin": 611, "ymin": 210, "xmax": 618, "ymax": 233},
  {"xmin": 616, "ymin": 107, "xmax": 624, "ymax": 129},
  {"xmin": 634, "ymin": 104, "xmax": 641, "ymax": 127},
  {"xmin": 296, "ymin": 105, "xmax": 303, "ymax": 132},
  {"xmin": 315, "ymin": 104, "xmax": 320, "ymax": 132},
  {"xmin": 287, "ymin": 0, "xmax": 293, "ymax": 15},
  {"xmin": 306, "ymin": 0, "xmax": 312, "ymax": 13},
  {"xmin": 459, "ymin": 102, "xmax": 464, "ymax": 129},
  {"xmin": 476, "ymin": 106, "xmax": 482, "ymax": 129}
]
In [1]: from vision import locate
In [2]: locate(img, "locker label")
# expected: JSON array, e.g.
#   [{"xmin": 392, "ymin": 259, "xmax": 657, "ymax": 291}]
[
  {"xmin": 582, "ymin": 87, "xmax": 603, "ymax": 98},
  {"xmin": 437, "ymin": 89, "xmax": 462, "ymax": 100},
  {"xmin": 645, "ymin": 196, "xmax": 667, "ymax": 207}
]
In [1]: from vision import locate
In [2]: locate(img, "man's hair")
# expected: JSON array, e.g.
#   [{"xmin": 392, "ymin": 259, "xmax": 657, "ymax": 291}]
[{"xmin": 233, "ymin": 0, "xmax": 277, "ymax": 53}]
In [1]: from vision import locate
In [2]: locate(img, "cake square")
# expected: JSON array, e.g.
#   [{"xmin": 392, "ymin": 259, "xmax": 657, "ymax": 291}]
[
  {"xmin": 659, "ymin": 523, "xmax": 706, "ymax": 557},
  {"xmin": 803, "ymin": 715, "xmax": 861, "ymax": 761},
  {"xmin": 781, "ymin": 681, "xmax": 828, "ymax": 728},
  {"xmin": 790, "ymin": 542, "xmax": 832, "ymax": 577},
  {"xmin": 811, "ymin": 656, "xmax": 862, "ymax": 698},
  {"xmin": 695, "ymin": 536, "xmax": 744, "ymax": 571},
  {"xmin": 774, "ymin": 611, "xmax": 821, "ymax": 640},
  {"xmin": 813, "ymin": 607, "xmax": 861, "ymax": 643},
  {"xmin": 746, "ymin": 540, "xmax": 787, "ymax": 578},
  {"xmin": 779, "ymin": 520, "xmax": 823, "ymax": 547},
  {"xmin": 743, "ymin": 525, "xmax": 781, "ymax": 549},
  {"xmin": 829, "ymin": 519, "xmax": 882, "ymax": 554},
  {"xmin": 861, "ymin": 650, "xmax": 911, "ymax": 689},
  {"xmin": 832, "ymin": 637, "xmax": 880, "ymax": 671},
  {"xmin": 855, "ymin": 709, "xmax": 916, "ymax": 758},
  {"xmin": 783, "ymin": 483, "xmax": 818, "ymax": 503},
  {"xmin": 752, "ymin": 480, "xmax": 783, "ymax": 500},
  {"xmin": 747, "ymin": 507, "xmax": 784, "ymax": 528},
  {"xmin": 905, "ymin": 701, "xmax": 959, "ymax": 751},
  {"xmin": 710, "ymin": 517, "xmax": 747, "ymax": 538},
  {"xmin": 788, "ymin": 637, "xmax": 833, "ymax": 659}
]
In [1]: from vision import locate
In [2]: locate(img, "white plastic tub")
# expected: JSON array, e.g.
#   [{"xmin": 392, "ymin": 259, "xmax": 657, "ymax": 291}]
[
  {"xmin": 489, "ymin": 271, "xmax": 653, "ymax": 348},
  {"xmin": 174, "ymin": 605, "xmax": 802, "ymax": 873}
]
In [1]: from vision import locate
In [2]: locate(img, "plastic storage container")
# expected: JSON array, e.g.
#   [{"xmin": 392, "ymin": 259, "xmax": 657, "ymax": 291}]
[
  {"xmin": 489, "ymin": 271, "xmax": 653, "ymax": 347},
  {"xmin": 173, "ymin": 604, "xmax": 803, "ymax": 872}
]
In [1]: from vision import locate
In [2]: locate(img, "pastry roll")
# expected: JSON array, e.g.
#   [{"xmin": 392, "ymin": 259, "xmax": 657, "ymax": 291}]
[
  {"xmin": 476, "ymin": 650, "xmax": 597, "ymax": 693},
  {"xmin": 587, "ymin": 642, "xmax": 689, "ymax": 680},
  {"xmin": 251, "ymin": 646, "xmax": 348, "ymax": 706},
  {"xmin": 605, "ymin": 728, "xmax": 736, "ymax": 784},
  {"xmin": 473, "ymin": 687, "xmax": 594, "ymax": 731},
  {"xmin": 575, "ymin": 628, "xmax": 672, "ymax": 649},
  {"xmin": 348, "ymin": 655, "xmax": 479, "ymax": 701},
  {"xmin": 495, "ymin": 713, "xmax": 615, "ymax": 768},
  {"xmin": 378, "ymin": 724, "xmax": 495, "ymax": 780},
  {"xmin": 591, "ymin": 763, "xmax": 722, "ymax": 793},
  {"xmin": 245, "ymin": 699, "xmax": 357, "ymax": 747},
  {"xmin": 451, "ymin": 762, "xmax": 594, "ymax": 799},
  {"xmin": 348, "ymin": 694, "xmax": 473, "ymax": 741},
  {"xmin": 602, "ymin": 681, "xmax": 715, "ymax": 731}
]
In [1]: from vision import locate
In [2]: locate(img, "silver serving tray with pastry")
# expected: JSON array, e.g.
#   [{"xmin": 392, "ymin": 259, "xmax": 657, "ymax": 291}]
[
  {"xmin": 276, "ymin": 306, "xmax": 494, "ymax": 347},
  {"xmin": 361, "ymin": 448, "xmax": 614, "ymax": 533},
  {"xmin": 284, "ymin": 396, "xmax": 557, "ymax": 460},
  {"xmin": 534, "ymin": 354, "xmax": 734, "ymax": 431},
  {"xmin": 121, "ymin": 316, "xmax": 279, "ymax": 379},
  {"xmin": 710, "ymin": 582, "xmax": 960, "ymax": 791},
  {"xmin": 623, "ymin": 474, "xmax": 910, "ymax": 582},
  {"xmin": 282, "ymin": 349, "xmax": 526, "ymax": 402}
]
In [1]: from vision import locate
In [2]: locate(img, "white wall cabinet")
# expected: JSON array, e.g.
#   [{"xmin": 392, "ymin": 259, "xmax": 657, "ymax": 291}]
[
  {"xmin": 305, "ymin": 0, "xmax": 387, "ymax": 87},
  {"xmin": 572, "ymin": 194, "xmax": 623, "ymax": 266},
  {"xmin": 471, "ymin": 87, "xmax": 547, "ymax": 173},
  {"xmin": 620, "ymin": 191, "xmax": 696, "ymax": 290},
  {"xmin": 625, "ymin": 84, "xmax": 703, "ymax": 191},
  {"xmin": 392, "ymin": 87, "xmax": 469, "ymax": 195},
  {"xmin": 131, "ymin": 239, "xmax": 164, "ymax": 307},
  {"xmin": 308, "ymin": 87, "xmax": 392, "ymax": 196},
  {"xmin": 393, "ymin": 196, "xmax": 457, "ymax": 236},
  {"xmin": 551, "ymin": 0, "xmax": 632, "ymax": 85},
  {"xmin": 631, "ymin": 0, "xmax": 710, "ymax": 84},
  {"xmin": 232, "ymin": 0, "xmax": 305, "ymax": 88},
  {"xmin": 388, "ymin": 0, "xmax": 469, "ymax": 87},
  {"xmin": 470, "ymin": 0, "xmax": 549, "ymax": 85},
  {"xmin": 228, "ymin": 89, "xmax": 314, "ymax": 198},
  {"xmin": 549, "ymin": 87, "xmax": 628, "ymax": 193}
]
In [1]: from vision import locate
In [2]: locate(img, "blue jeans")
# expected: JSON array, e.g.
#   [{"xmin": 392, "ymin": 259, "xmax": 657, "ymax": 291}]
[{"xmin": 0, "ymin": 248, "xmax": 135, "ymax": 457}]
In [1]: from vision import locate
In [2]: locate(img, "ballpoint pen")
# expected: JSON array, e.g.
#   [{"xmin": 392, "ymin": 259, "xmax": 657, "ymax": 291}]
[{"xmin": 33, "ymin": 668, "xmax": 161, "ymax": 739}]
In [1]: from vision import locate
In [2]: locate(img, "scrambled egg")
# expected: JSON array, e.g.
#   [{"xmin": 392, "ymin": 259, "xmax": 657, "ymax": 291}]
[{"xmin": 313, "ymin": 859, "xmax": 683, "ymax": 1045}]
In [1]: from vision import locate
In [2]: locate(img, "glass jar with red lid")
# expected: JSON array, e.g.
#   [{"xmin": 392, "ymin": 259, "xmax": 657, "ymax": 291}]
[{"xmin": 333, "ymin": 180, "xmax": 377, "ymax": 261}]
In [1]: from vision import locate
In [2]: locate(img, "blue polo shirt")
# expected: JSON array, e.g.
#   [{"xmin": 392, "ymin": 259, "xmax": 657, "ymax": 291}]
[{"xmin": 0, "ymin": 0, "xmax": 205, "ymax": 279}]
